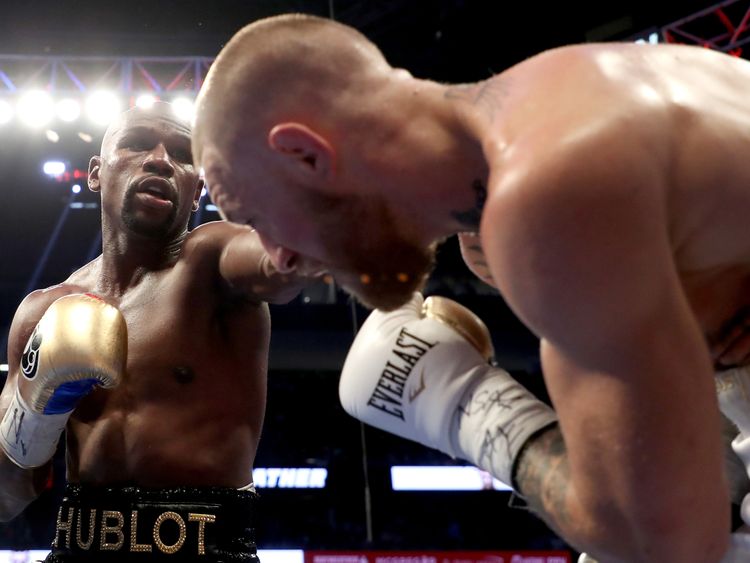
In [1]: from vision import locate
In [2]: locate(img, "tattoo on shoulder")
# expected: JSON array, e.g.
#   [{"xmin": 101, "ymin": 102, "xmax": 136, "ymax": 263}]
[
  {"xmin": 451, "ymin": 179, "xmax": 487, "ymax": 229},
  {"xmin": 512, "ymin": 425, "xmax": 572, "ymax": 532},
  {"xmin": 444, "ymin": 79, "xmax": 511, "ymax": 123}
]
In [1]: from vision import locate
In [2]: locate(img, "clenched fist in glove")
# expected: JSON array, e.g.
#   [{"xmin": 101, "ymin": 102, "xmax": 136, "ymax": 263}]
[{"xmin": 339, "ymin": 292, "xmax": 557, "ymax": 487}]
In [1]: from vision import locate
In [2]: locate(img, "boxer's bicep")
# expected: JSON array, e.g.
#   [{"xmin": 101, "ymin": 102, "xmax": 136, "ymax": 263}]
[{"xmin": 484, "ymin": 149, "xmax": 729, "ymax": 551}]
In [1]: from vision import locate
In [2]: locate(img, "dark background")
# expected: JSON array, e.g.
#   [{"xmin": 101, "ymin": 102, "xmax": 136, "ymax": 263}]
[{"xmin": 0, "ymin": 0, "xmax": 724, "ymax": 556}]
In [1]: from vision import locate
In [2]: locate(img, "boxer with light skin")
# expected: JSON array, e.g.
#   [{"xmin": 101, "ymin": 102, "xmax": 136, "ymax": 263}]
[
  {"xmin": 193, "ymin": 14, "xmax": 750, "ymax": 562},
  {"xmin": 0, "ymin": 102, "xmax": 308, "ymax": 562}
]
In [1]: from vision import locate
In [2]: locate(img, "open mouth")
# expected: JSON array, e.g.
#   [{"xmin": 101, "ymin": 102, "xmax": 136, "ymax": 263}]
[{"xmin": 136, "ymin": 176, "xmax": 176, "ymax": 203}]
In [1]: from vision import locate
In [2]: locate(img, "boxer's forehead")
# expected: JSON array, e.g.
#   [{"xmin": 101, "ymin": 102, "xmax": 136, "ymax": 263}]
[
  {"xmin": 117, "ymin": 111, "xmax": 190, "ymax": 141},
  {"xmin": 102, "ymin": 104, "xmax": 191, "ymax": 153}
]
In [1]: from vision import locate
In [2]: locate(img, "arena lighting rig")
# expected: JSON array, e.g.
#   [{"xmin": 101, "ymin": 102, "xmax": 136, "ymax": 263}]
[
  {"xmin": 0, "ymin": 55, "xmax": 212, "ymax": 130},
  {"xmin": 0, "ymin": 0, "xmax": 748, "ymax": 131}
]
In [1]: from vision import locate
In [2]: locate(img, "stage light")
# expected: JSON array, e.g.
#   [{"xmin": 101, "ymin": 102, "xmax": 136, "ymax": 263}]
[
  {"xmin": 56, "ymin": 98, "xmax": 81, "ymax": 122},
  {"xmin": 0, "ymin": 100, "xmax": 12, "ymax": 124},
  {"xmin": 18, "ymin": 90, "xmax": 55, "ymax": 128},
  {"xmin": 172, "ymin": 96, "xmax": 194, "ymax": 122},
  {"xmin": 252, "ymin": 468, "xmax": 327, "ymax": 489},
  {"xmin": 72, "ymin": 184, "xmax": 82, "ymax": 194},
  {"xmin": 85, "ymin": 90, "xmax": 121, "ymax": 126},
  {"xmin": 78, "ymin": 132, "xmax": 93, "ymax": 143},
  {"xmin": 135, "ymin": 93, "xmax": 158, "ymax": 109},
  {"xmin": 390, "ymin": 466, "xmax": 512, "ymax": 491},
  {"xmin": 43, "ymin": 160, "xmax": 66, "ymax": 176},
  {"xmin": 45, "ymin": 129, "xmax": 60, "ymax": 143}
]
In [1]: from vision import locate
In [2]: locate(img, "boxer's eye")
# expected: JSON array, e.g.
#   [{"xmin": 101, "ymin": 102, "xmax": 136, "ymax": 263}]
[
  {"xmin": 170, "ymin": 147, "xmax": 193, "ymax": 164},
  {"xmin": 120, "ymin": 136, "xmax": 152, "ymax": 152}
]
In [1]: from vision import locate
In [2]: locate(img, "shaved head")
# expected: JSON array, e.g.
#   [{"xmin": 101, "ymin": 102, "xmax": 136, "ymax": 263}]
[
  {"xmin": 193, "ymin": 14, "xmax": 391, "ymax": 167},
  {"xmin": 191, "ymin": 14, "xmax": 437, "ymax": 311}
]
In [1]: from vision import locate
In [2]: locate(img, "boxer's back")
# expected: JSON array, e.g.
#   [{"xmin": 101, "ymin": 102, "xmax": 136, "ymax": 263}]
[
  {"xmin": 478, "ymin": 43, "xmax": 750, "ymax": 354},
  {"xmin": 59, "ymin": 230, "xmax": 269, "ymax": 488}
]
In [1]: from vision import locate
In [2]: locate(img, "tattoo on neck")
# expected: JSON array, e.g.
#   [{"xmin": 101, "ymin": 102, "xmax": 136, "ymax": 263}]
[
  {"xmin": 451, "ymin": 179, "xmax": 487, "ymax": 229},
  {"xmin": 512, "ymin": 425, "xmax": 572, "ymax": 532},
  {"xmin": 444, "ymin": 79, "xmax": 511, "ymax": 123}
]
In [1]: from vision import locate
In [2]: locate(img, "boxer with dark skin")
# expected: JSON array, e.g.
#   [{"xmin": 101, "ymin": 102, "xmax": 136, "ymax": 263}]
[
  {"xmin": 192, "ymin": 14, "xmax": 750, "ymax": 563},
  {"xmin": 0, "ymin": 102, "xmax": 305, "ymax": 561}
]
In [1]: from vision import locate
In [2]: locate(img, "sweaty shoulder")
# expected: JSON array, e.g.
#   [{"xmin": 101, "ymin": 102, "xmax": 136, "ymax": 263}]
[
  {"xmin": 180, "ymin": 221, "xmax": 278, "ymax": 303},
  {"xmin": 185, "ymin": 220, "xmax": 244, "ymax": 243},
  {"xmin": 181, "ymin": 221, "xmax": 247, "ymax": 260},
  {"xmin": 487, "ymin": 43, "xmax": 686, "ymax": 148},
  {"xmin": 480, "ymin": 103, "xmax": 670, "ymax": 339}
]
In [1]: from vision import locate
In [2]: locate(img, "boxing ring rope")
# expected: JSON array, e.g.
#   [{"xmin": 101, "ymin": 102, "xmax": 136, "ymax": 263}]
[{"xmin": 349, "ymin": 298, "xmax": 374, "ymax": 544}]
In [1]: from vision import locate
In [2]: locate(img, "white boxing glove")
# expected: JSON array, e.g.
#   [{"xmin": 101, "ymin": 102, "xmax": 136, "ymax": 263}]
[
  {"xmin": 339, "ymin": 292, "xmax": 557, "ymax": 488},
  {"xmin": 717, "ymin": 367, "xmax": 750, "ymax": 437},
  {"xmin": 0, "ymin": 293, "xmax": 127, "ymax": 468},
  {"xmin": 715, "ymin": 366, "xmax": 750, "ymax": 525}
]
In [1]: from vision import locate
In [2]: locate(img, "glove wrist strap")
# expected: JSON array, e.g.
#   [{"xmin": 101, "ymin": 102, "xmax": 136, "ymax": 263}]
[{"xmin": 0, "ymin": 388, "xmax": 68, "ymax": 468}]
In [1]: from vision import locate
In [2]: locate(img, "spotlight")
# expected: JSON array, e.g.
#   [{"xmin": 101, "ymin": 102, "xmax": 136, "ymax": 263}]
[
  {"xmin": 18, "ymin": 90, "xmax": 55, "ymax": 128},
  {"xmin": 56, "ymin": 98, "xmax": 81, "ymax": 122},
  {"xmin": 135, "ymin": 93, "xmax": 158, "ymax": 109},
  {"xmin": 43, "ymin": 160, "xmax": 66, "ymax": 176},
  {"xmin": 78, "ymin": 132, "xmax": 93, "ymax": 143},
  {"xmin": 0, "ymin": 99, "xmax": 12, "ymax": 124},
  {"xmin": 85, "ymin": 91, "xmax": 121, "ymax": 126},
  {"xmin": 172, "ymin": 97, "xmax": 194, "ymax": 123},
  {"xmin": 45, "ymin": 130, "xmax": 60, "ymax": 143},
  {"xmin": 72, "ymin": 184, "xmax": 82, "ymax": 194}
]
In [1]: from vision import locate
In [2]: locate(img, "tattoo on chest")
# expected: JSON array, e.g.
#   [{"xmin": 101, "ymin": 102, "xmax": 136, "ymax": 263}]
[
  {"xmin": 451, "ymin": 179, "xmax": 487, "ymax": 229},
  {"xmin": 173, "ymin": 366, "xmax": 195, "ymax": 385}
]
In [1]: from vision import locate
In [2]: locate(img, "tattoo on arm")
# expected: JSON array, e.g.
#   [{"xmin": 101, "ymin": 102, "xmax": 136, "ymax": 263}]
[
  {"xmin": 512, "ymin": 425, "xmax": 572, "ymax": 533},
  {"xmin": 451, "ymin": 179, "xmax": 487, "ymax": 229}
]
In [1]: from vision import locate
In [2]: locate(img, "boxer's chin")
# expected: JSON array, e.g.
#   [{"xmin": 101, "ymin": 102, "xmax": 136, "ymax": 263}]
[
  {"xmin": 340, "ymin": 272, "xmax": 428, "ymax": 311},
  {"xmin": 331, "ymin": 243, "xmax": 435, "ymax": 311}
]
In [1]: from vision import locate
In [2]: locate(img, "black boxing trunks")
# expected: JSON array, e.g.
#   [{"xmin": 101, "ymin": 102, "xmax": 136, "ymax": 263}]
[{"xmin": 43, "ymin": 483, "xmax": 259, "ymax": 562}]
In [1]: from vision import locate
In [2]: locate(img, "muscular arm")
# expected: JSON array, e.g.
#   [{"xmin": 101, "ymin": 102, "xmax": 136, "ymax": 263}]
[
  {"xmin": 486, "ymin": 131, "xmax": 729, "ymax": 561},
  {"xmin": 188, "ymin": 221, "xmax": 310, "ymax": 304},
  {"xmin": 0, "ymin": 288, "xmax": 70, "ymax": 521}
]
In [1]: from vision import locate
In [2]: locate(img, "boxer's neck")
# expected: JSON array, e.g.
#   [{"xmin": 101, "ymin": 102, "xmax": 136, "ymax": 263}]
[
  {"xmin": 373, "ymin": 77, "xmax": 490, "ymax": 243},
  {"xmin": 96, "ymin": 227, "xmax": 187, "ymax": 294}
]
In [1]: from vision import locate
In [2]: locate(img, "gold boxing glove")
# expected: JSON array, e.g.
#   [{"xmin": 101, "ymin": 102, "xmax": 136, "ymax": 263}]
[{"xmin": 0, "ymin": 293, "xmax": 126, "ymax": 468}]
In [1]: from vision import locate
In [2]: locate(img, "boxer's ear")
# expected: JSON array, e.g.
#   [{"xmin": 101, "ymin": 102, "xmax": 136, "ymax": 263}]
[
  {"xmin": 268, "ymin": 123, "xmax": 334, "ymax": 183},
  {"xmin": 192, "ymin": 178, "xmax": 205, "ymax": 212},
  {"xmin": 88, "ymin": 156, "xmax": 102, "ymax": 193}
]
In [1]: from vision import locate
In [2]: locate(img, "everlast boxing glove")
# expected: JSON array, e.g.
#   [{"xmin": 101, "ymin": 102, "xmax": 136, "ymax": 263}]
[
  {"xmin": 0, "ymin": 293, "xmax": 126, "ymax": 468},
  {"xmin": 339, "ymin": 292, "xmax": 557, "ymax": 487}
]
